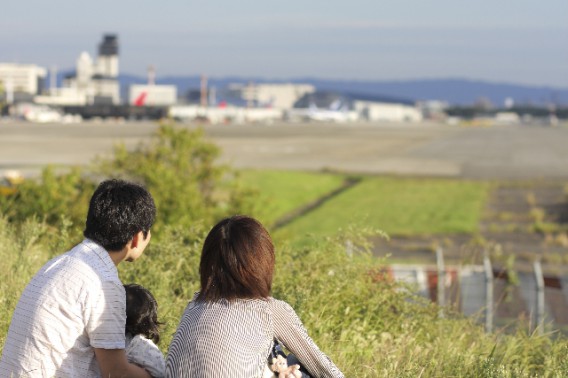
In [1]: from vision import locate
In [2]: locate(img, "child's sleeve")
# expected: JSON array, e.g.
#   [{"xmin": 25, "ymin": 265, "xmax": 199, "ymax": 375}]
[{"xmin": 125, "ymin": 335, "xmax": 166, "ymax": 378}]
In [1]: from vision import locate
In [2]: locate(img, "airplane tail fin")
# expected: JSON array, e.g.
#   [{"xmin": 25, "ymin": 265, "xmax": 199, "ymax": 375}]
[{"xmin": 134, "ymin": 92, "xmax": 147, "ymax": 106}]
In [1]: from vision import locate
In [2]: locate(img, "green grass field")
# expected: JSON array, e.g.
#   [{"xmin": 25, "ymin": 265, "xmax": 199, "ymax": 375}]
[
  {"xmin": 241, "ymin": 171, "xmax": 490, "ymax": 242},
  {"xmin": 239, "ymin": 169, "xmax": 347, "ymax": 227}
]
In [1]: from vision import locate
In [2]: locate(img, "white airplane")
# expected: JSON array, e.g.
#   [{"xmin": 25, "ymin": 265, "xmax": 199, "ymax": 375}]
[{"xmin": 287, "ymin": 101, "xmax": 354, "ymax": 122}]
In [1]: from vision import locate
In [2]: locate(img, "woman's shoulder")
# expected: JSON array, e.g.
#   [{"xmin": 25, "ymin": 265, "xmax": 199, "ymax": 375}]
[
  {"xmin": 184, "ymin": 295, "xmax": 274, "ymax": 314},
  {"xmin": 268, "ymin": 297, "xmax": 296, "ymax": 314}
]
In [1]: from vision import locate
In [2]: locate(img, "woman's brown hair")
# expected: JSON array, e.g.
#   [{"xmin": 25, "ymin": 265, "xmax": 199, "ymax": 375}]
[{"xmin": 197, "ymin": 215, "xmax": 275, "ymax": 302}]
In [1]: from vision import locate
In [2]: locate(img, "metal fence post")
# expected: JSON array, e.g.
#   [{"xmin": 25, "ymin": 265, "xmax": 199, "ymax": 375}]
[
  {"xmin": 436, "ymin": 247, "xmax": 445, "ymax": 317},
  {"xmin": 533, "ymin": 260, "xmax": 545, "ymax": 335},
  {"xmin": 345, "ymin": 240, "xmax": 353, "ymax": 258},
  {"xmin": 483, "ymin": 253, "xmax": 494, "ymax": 333}
]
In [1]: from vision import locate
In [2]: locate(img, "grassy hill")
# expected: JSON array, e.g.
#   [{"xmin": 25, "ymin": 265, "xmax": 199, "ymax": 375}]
[{"xmin": 1, "ymin": 125, "xmax": 567, "ymax": 377}]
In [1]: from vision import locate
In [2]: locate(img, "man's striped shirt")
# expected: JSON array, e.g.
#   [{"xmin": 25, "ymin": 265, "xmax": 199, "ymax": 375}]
[{"xmin": 0, "ymin": 239, "xmax": 126, "ymax": 377}]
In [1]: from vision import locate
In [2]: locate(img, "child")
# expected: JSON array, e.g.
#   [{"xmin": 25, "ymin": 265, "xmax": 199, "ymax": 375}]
[{"xmin": 124, "ymin": 284, "xmax": 166, "ymax": 378}]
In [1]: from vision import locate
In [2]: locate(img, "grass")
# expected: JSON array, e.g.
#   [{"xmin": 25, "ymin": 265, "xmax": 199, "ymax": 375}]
[
  {"xmin": 2, "ymin": 216, "xmax": 568, "ymax": 377},
  {"xmin": 273, "ymin": 176, "xmax": 490, "ymax": 243},
  {"xmin": 239, "ymin": 169, "xmax": 347, "ymax": 227}
]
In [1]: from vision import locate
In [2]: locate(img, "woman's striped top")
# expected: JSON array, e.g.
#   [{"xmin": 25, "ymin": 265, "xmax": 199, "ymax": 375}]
[{"xmin": 165, "ymin": 294, "xmax": 344, "ymax": 378}]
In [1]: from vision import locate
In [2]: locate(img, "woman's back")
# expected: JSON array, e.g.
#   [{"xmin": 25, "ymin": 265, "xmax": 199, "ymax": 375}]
[
  {"xmin": 166, "ymin": 296, "xmax": 273, "ymax": 377},
  {"xmin": 165, "ymin": 216, "xmax": 343, "ymax": 378}
]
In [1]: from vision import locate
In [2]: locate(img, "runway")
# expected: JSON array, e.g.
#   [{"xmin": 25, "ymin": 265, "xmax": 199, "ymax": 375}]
[{"xmin": 1, "ymin": 119, "xmax": 568, "ymax": 180}]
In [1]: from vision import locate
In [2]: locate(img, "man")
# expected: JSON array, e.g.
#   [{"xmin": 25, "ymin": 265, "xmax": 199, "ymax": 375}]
[{"xmin": 0, "ymin": 179, "xmax": 156, "ymax": 377}]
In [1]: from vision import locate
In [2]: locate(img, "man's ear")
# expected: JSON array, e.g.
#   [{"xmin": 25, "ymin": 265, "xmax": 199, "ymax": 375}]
[{"xmin": 129, "ymin": 232, "xmax": 142, "ymax": 249}]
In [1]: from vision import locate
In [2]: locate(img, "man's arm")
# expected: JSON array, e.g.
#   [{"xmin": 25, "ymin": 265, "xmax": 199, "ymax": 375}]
[{"xmin": 95, "ymin": 348, "xmax": 152, "ymax": 378}]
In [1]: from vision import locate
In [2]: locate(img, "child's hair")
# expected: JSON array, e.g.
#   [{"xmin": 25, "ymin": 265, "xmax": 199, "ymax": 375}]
[{"xmin": 124, "ymin": 284, "xmax": 162, "ymax": 344}]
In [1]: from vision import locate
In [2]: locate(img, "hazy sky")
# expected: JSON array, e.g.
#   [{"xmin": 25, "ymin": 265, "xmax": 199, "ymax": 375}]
[{"xmin": 2, "ymin": 0, "xmax": 567, "ymax": 87}]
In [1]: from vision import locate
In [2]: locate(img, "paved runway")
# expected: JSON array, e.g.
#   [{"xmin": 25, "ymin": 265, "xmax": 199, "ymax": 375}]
[{"xmin": 1, "ymin": 119, "xmax": 568, "ymax": 180}]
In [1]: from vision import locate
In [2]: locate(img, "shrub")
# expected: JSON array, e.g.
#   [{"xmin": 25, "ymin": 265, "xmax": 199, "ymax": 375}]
[
  {"xmin": 0, "ymin": 125, "xmax": 257, "ymax": 236},
  {"xmin": 96, "ymin": 124, "xmax": 257, "ymax": 233},
  {"xmin": 0, "ymin": 166, "xmax": 94, "ymax": 232}
]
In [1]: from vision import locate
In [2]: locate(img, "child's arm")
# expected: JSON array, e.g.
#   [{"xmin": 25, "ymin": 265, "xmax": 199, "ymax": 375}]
[
  {"xmin": 95, "ymin": 348, "xmax": 152, "ymax": 378},
  {"xmin": 125, "ymin": 335, "xmax": 166, "ymax": 378}
]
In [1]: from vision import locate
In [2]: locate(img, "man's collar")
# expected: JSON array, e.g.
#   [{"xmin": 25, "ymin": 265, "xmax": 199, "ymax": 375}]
[{"xmin": 81, "ymin": 238, "xmax": 120, "ymax": 271}]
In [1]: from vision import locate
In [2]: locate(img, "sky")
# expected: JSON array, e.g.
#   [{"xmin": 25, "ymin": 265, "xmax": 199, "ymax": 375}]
[{"xmin": 2, "ymin": 0, "xmax": 568, "ymax": 88}]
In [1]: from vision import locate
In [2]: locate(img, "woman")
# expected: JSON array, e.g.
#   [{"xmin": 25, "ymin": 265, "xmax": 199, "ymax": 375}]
[{"xmin": 166, "ymin": 215, "xmax": 344, "ymax": 377}]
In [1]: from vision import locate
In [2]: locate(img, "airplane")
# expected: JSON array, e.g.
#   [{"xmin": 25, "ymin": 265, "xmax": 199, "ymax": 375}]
[{"xmin": 286, "ymin": 101, "xmax": 353, "ymax": 122}]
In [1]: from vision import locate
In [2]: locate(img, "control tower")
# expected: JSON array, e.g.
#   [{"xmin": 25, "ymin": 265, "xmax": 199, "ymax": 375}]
[{"xmin": 97, "ymin": 34, "xmax": 119, "ymax": 78}]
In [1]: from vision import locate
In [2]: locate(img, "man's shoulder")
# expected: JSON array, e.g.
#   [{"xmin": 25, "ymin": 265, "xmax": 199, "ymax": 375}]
[
  {"xmin": 32, "ymin": 240, "xmax": 120, "ymax": 291},
  {"xmin": 69, "ymin": 240, "xmax": 121, "ymax": 282}
]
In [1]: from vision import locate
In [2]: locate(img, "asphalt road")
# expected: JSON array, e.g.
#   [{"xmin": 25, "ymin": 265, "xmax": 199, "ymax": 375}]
[{"xmin": 1, "ymin": 119, "xmax": 568, "ymax": 180}]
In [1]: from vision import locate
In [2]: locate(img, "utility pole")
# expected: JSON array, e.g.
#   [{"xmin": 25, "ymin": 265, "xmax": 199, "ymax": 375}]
[{"xmin": 200, "ymin": 74, "xmax": 208, "ymax": 107}]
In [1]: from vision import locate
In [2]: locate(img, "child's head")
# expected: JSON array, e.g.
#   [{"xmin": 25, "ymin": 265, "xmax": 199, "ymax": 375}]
[{"xmin": 124, "ymin": 284, "xmax": 161, "ymax": 343}]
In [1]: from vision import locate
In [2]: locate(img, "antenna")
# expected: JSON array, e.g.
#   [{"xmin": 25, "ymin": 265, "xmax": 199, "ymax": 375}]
[
  {"xmin": 5, "ymin": 76, "xmax": 13, "ymax": 104},
  {"xmin": 200, "ymin": 74, "xmax": 208, "ymax": 107},
  {"xmin": 246, "ymin": 81, "xmax": 255, "ymax": 108},
  {"xmin": 209, "ymin": 86, "xmax": 216, "ymax": 107},
  {"xmin": 50, "ymin": 66, "xmax": 57, "ymax": 94},
  {"xmin": 148, "ymin": 65, "xmax": 155, "ymax": 86}
]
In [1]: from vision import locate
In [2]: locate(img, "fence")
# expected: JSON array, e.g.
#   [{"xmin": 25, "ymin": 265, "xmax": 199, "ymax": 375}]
[{"xmin": 380, "ymin": 248, "xmax": 568, "ymax": 334}]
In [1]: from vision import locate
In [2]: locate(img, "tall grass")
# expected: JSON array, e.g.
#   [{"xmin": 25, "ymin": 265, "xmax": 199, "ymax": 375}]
[
  {"xmin": 0, "ymin": 215, "xmax": 77, "ymax": 347},
  {"xmin": 2, "ymin": 217, "xmax": 568, "ymax": 377}
]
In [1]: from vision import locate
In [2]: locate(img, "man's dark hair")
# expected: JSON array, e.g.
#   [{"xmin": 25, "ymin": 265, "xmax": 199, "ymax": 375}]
[
  {"xmin": 198, "ymin": 215, "xmax": 275, "ymax": 302},
  {"xmin": 83, "ymin": 179, "xmax": 156, "ymax": 252},
  {"xmin": 124, "ymin": 284, "xmax": 162, "ymax": 344}
]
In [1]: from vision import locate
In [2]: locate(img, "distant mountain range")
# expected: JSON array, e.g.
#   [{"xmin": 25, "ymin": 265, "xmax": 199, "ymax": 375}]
[{"xmin": 55, "ymin": 71, "xmax": 568, "ymax": 106}]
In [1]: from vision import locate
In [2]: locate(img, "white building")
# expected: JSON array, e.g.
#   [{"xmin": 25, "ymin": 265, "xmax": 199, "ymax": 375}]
[
  {"xmin": 35, "ymin": 34, "xmax": 120, "ymax": 106},
  {"xmin": 353, "ymin": 100, "xmax": 423, "ymax": 122},
  {"xmin": 229, "ymin": 83, "xmax": 315, "ymax": 109},
  {"xmin": 129, "ymin": 85, "xmax": 177, "ymax": 106},
  {"xmin": 417, "ymin": 100, "xmax": 449, "ymax": 121},
  {"xmin": 494, "ymin": 111, "xmax": 521, "ymax": 124},
  {"xmin": 0, "ymin": 63, "xmax": 47, "ymax": 100},
  {"xmin": 169, "ymin": 105, "xmax": 283, "ymax": 124}
]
